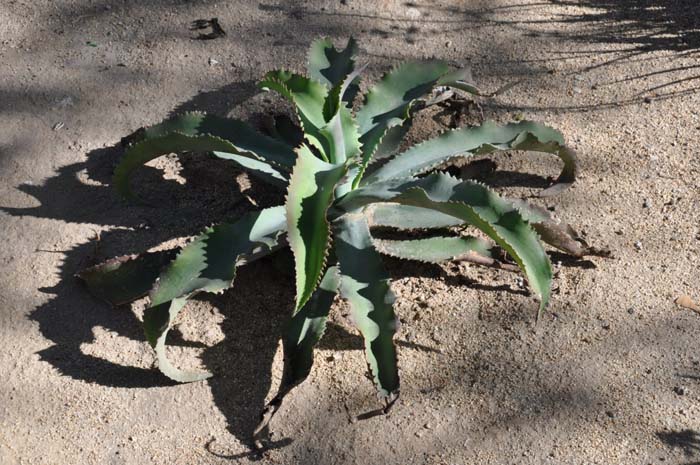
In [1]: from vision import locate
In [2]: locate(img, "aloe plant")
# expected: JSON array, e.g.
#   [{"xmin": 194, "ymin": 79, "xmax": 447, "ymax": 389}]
[{"xmin": 80, "ymin": 37, "xmax": 598, "ymax": 445}]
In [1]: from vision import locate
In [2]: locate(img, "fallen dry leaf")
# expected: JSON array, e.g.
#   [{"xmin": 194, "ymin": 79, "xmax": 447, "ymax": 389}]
[{"xmin": 675, "ymin": 295, "xmax": 700, "ymax": 314}]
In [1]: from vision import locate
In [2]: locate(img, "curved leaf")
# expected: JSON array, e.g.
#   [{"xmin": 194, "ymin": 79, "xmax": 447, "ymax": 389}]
[
  {"xmin": 354, "ymin": 61, "xmax": 450, "ymax": 175},
  {"xmin": 259, "ymin": 71, "xmax": 329, "ymax": 158},
  {"xmin": 320, "ymin": 66, "xmax": 365, "ymax": 166},
  {"xmin": 136, "ymin": 112, "xmax": 296, "ymax": 168},
  {"xmin": 150, "ymin": 206, "xmax": 286, "ymax": 305},
  {"xmin": 366, "ymin": 203, "xmax": 463, "ymax": 229},
  {"xmin": 364, "ymin": 120, "xmax": 577, "ymax": 196},
  {"xmin": 77, "ymin": 250, "xmax": 177, "ymax": 306},
  {"xmin": 338, "ymin": 173, "xmax": 552, "ymax": 312},
  {"xmin": 368, "ymin": 201, "xmax": 606, "ymax": 258},
  {"xmin": 374, "ymin": 236, "xmax": 493, "ymax": 264},
  {"xmin": 145, "ymin": 206, "xmax": 286, "ymax": 382},
  {"xmin": 353, "ymin": 61, "xmax": 480, "ymax": 186},
  {"xmin": 308, "ymin": 37, "xmax": 360, "ymax": 103},
  {"xmin": 143, "ymin": 297, "xmax": 210, "ymax": 382},
  {"xmin": 114, "ymin": 132, "xmax": 288, "ymax": 202},
  {"xmin": 334, "ymin": 214, "xmax": 399, "ymax": 401},
  {"xmin": 253, "ymin": 265, "xmax": 340, "ymax": 445},
  {"xmin": 286, "ymin": 145, "xmax": 347, "ymax": 311}
]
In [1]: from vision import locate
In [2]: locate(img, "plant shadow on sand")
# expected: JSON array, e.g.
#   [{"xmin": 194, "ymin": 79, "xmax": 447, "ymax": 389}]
[{"xmin": 1, "ymin": 77, "xmax": 595, "ymax": 454}]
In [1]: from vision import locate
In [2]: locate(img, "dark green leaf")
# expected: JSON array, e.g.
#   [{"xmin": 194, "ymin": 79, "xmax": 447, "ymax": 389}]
[
  {"xmin": 77, "ymin": 250, "xmax": 177, "ymax": 306},
  {"xmin": 286, "ymin": 145, "xmax": 347, "ymax": 311},
  {"xmin": 374, "ymin": 236, "xmax": 493, "ymax": 263},
  {"xmin": 364, "ymin": 120, "xmax": 577, "ymax": 196},
  {"xmin": 334, "ymin": 214, "xmax": 399, "ymax": 400},
  {"xmin": 339, "ymin": 173, "xmax": 552, "ymax": 313}
]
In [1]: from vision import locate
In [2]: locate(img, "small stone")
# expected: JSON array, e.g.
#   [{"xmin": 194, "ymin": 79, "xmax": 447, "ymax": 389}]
[
  {"xmin": 642, "ymin": 199, "xmax": 651, "ymax": 208},
  {"xmin": 627, "ymin": 308, "xmax": 635, "ymax": 315},
  {"xmin": 634, "ymin": 241, "xmax": 642, "ymax": 251},
  {"xmin": 208, "ymin": 57, "xmax": 219, "ymax": 66},
  {"xmin": 643, "ymin": 96, "xmax": 653, "ymax": 104},
  {"xmin": 406, "ymin": 7, "xmax": 421, "ymax": 19},
  {"xmin": 605, "ymin": 410, "xmax": 615, "ymax": 419},
  {"xmin": 673, "ymin": 386, "xmax": 687, "ymax": 396},
  {"xmin": 424, "ymin": 422, "xmax": 432, "ymax": 429}
]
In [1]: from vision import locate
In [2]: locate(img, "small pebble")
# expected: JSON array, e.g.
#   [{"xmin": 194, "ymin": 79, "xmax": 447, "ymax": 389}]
[
  {"xmin": 673, "ymin": 386, "xmax": 687, "ymax": 396},
  {"xmin": 643, "ymin": 199, "xmax": 650, "ymax": 208},
  {"xmin": 208, "ymin": 57, "xmax": 219, "ymax": 66},
  {"xmin": 634, "ymin": 241, "xmax": 642, "ymax": 251}
]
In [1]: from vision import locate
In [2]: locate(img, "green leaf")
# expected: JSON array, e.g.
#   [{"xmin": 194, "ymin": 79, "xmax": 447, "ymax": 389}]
[
  {"xmin": 374, "ymin": 236, "xmax": 493, "ymax": 263},
  {"xmin": 150, "ymin": 206, "xmax": 286, "ymax": 306},
  {"xmin": 364, "ymin": 120, "xmax": 577, "ymax": 196},
  {"xmin": 145, "ymin": 206, "xmax": 286, "ymax": 383},
  {"xmin": 354, "ymin": 61, "xmax": 451, "ymax": 179},
  {"xmin": 286, "ymin": 145, "xmax": 347, "ymax": 311},
  {"xmin": 366, "ymin": 203, "xmax": 463, "ymax": 229},
  {"xmin": 338, "ymin": 173, "xmax": 552, "ymax": 313},
  {"xmin": 334, "ymin": 214, "xmax": 399, "ymax": 400},
  {"xmin": 114, "ymin": 132, "xmax": 288, "ymax": 202},
  {"xmin": 368, "ymin": 201, "xmax": 606, "ymax": 258},
  {"xmin": 137, "ymin": 112, "xmax": 296, "ymax": 169},
  {"xmin": 259, "ymin": 71, "xmax": 329, "ymax": 158},
  {"xmin": 77, "ymin": 250, "xmax": 177, "ymax": 306},
  {"xmin": 352, "ymin": 61, "xmax": 482, "ymax": 186},
  {"xmin": 143, "ymin": 297, "xmax": 210, "ymax": 382},
  {"xmin": 254, "ymin": 265, "xmax": 340, "ymax": 443},
  {"xmin": 319, "ymin": 64, "xmax": 364, "ymax": 166},
  {"xmin": 307, "ymin": 37, "xmax": 360, "ymax": 103}
]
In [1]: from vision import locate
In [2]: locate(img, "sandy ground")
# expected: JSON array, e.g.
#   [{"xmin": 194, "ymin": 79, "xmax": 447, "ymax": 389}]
[{"xmin": 1, "ymin": 1, "xmax": 699, "ymax": 464}]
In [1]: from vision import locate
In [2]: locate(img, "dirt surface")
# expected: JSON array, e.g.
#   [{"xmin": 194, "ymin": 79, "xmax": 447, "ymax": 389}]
[{"xmin": 1, "ymin": 1, "xmax": 699, "ymax": 464}]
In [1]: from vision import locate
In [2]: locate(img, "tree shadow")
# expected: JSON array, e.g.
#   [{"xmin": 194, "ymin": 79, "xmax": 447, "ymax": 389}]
[
  {"xmin": 0, "ymin": 76, "xmax": 304, "ymax": 448},
  {"xmin": 657, "ymin": 429, "xmax": 700, "ymax": 464}
]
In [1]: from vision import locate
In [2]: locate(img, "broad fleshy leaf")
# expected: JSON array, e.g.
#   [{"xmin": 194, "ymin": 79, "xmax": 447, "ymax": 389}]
[
  {"xmin": 338, "ymin": 173, "xmax": 552, "ymax": 312},
  {"xmin": 286, "ymin": 145, "xmax": 347, "ymax": 311},
  {"xmin": 143, "ymin": 297, "xmax": 208, "ymax": 382},
  {"xmin": 374, "ymin": 236, "xmax": 493, "ymax": 264},
  {"xmin": 150, "ymin": 206, "xmax": 286, "ymax": 305},
  {"xmin": 366, "ymin": 203, "xmax": 463, "ymax": 229},
  {"xmin": 334, "ymin": 214, "xmax": 399, "ymax": 401},
  {"xmin": 145, "ymin": 206, "xmax": 286, "ymax": 382},
  {"xmin": 259, "ymin": 71, "xmax": 329, "ymax": 158},
  {"xmin": 114, "ymin": 132, "xmax": 288, "ymax": 201},
  {"xmin": 367, "ymin": 202, "xmax": 606, "ymax": 258},
  {"xmin": 253, "ymin": 265, "xmax": 340, "ymax": 445},
  {"xmin": 353, "ymin": 61, "xmax": 480, "ymax": 186},
  {"xmin": 364, "ymin": 120, "xmax": 577, "ymax": 196},
  {"xmin": 308, "ymin": 37, "xmax": 360, "ymax": 103},
  {"xmin": 137, "ymin": 112, "xmax": 297, "ymax": 169},
  {"xmin": 78, "ymin": 250, "xmax": 177, "ymax": 306}
]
